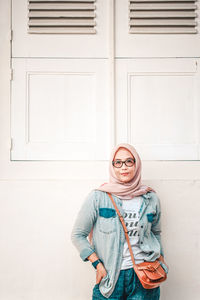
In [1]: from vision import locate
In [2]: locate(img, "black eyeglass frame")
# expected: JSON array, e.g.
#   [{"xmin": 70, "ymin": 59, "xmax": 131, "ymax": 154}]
[{"xmin": 112, "ymin": 158, "xmax": 136, "ymax": 168}]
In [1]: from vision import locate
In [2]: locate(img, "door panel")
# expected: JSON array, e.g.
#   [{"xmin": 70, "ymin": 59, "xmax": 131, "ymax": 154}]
[
  {"xmin": 11, "ymin": 58, "xmax": 111, "ymax": 160},
  {"xmin": 116, "ymin": 58, "xmax": 200, "ymax": 159}
]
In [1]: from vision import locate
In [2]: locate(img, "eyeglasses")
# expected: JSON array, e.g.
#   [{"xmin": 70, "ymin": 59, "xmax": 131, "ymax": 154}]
[{"xmin": 112, "ymin": 158, "xmax": 136, "ymax": 168}]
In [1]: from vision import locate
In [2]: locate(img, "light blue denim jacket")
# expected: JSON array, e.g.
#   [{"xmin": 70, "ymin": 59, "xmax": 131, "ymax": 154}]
[{"xmin": 71, "ymin": 190, "xmax": 166, "ymax": 298}]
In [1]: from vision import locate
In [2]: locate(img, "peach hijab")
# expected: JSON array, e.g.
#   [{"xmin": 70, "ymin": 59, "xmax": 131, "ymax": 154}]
[
  {"xmin": 95, "ymin": 143, "xmax": 156, "ymax": 200},
  {"xmin": 89, "ymin": 143, "xmax": 156, "ymax": 243}
]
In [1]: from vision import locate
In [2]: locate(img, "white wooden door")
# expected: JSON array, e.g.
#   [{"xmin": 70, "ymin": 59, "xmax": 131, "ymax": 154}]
[
  {"xmin": 11, "ymin": 0, "xmax": 111, "ymax": 160},
  {"xmin": 114, "ymin": 0, "xmax": 200, "ymax": 160},
  {"xmin": 11, "ymin": 0, "xmax": 200, "ymax": 160}
]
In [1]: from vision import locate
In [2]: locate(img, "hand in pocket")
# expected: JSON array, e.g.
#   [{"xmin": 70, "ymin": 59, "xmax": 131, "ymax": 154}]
[{"xmin": 96, "ymin": 263, "xmax": 107, "ymax": 284}]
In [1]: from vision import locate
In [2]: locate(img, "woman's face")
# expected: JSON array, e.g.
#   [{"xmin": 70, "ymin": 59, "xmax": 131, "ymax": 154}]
[{"xmin": 113, "ymin": 148, "xmax": 136, "ymax": 183}]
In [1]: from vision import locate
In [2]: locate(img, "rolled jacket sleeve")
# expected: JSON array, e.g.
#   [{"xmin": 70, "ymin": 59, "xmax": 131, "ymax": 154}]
[
  {"xmin": 71, "ymin": 190, "xmax": 98, "ymax": 262},
  {"xmin": 151, "ymin": 194, "xmax": 164, "ymax": 257}
]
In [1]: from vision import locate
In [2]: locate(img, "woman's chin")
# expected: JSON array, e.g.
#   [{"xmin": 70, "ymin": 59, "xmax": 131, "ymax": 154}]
[{"xmin": 120, "ymin": 177, "xmax": 132, "ymax": 183}]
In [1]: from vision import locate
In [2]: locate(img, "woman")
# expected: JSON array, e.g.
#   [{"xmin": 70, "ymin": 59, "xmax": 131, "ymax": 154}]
[{"xmin": 71, "ymin": 143, "xmax": 166, "ymax": 299}]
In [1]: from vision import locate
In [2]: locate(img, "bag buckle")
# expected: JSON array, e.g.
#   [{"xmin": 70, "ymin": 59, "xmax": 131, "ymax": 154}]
[{"xmin": 146, "ymin": 265, "xmax": 156, "ymax": 272}]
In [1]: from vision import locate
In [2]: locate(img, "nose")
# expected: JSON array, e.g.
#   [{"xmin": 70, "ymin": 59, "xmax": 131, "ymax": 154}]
[{"xmin": 121, "ymin": 164, "xmax": 128, "ymax": 171}]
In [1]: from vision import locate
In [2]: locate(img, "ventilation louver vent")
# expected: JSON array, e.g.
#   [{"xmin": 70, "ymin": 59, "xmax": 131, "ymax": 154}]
[
  {"xmin": 129, "ymin": 0, "xmax": 198, "ymax": 34},
  {"xmin": 28, "ymin": 0, "xmax": 96, "ymax": 34}
]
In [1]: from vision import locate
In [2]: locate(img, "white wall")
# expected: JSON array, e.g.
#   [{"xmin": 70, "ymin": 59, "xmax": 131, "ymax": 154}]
[{"xmin": 0, "ymin": 1, "xmax": 200, "ymax": 300}]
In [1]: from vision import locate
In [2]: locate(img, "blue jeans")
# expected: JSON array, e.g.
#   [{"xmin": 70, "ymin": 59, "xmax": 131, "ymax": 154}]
[{"xmin": 92, "ymin": 268, "xmax": 160, "ymax": 300}]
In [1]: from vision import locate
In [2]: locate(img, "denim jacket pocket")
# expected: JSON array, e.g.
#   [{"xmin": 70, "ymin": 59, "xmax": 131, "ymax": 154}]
[
  {"xmin": 147, "ymin": 213, "xmax": 155, "ymax": 223},
  {"xmin": 98, "ymin": 208, "xmax": 117, "ymax": 234},
  {"xmin": 99, "ymin": 208, "xmax": 116, "ymax": 218}
]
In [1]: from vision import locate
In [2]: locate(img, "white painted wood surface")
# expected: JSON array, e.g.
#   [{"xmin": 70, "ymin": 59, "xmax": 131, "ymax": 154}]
[
  {"xmin": 116, "ymin": 0, "xmax": 200, "ymax": 57},
  {"xmin": 12, "ymin": 0, "xmax": 109, "ymax": 57},
  {"xmin": 11, "ymin": 58, "xmax": 110, "ymax": 160},
  {"xmin": 1, "ymin": 2, "xmax": 200, "ymax": 300},
  {"xmin": 115, "ymin": 58, "xmax": 200, "ymax": 160},
  {"xmin": 28, "ymin": 0, "xmax": 97, "ymax": 34}
]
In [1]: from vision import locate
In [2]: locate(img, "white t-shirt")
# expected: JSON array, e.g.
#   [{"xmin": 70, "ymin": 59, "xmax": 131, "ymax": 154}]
[{"xmin": 120, "ymin": 196, "xmax": 148, "ymax": 270}]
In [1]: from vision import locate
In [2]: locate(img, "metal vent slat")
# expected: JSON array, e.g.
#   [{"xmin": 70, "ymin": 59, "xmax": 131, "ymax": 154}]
[
  {"xmin": 129, "ymin": 0, "xmax": 198, "ymax": 34},
  {"xmin": 130, "ymin": 11, "xmax": 197, "ymax": 18},
  {"xmin": 131, "ymin": 0, "xmax": 195, "ymax": 2},
  {"xmin": 29, "ymin": 11, "xmax": 95, "ymax": 18},
  {"xmin": 29, "ymin": 3, "xmax": 95, "ymax": 10},
  {"xmin": 28, "ymin": 27, "xmax": 96, "ymax": 34},
  {"xmin": 130, "ymin": 19, "xmax": 197, "ymax": 26},
  {"xmin": 30, "ymin": 0, "xmax": 94, "ymax": 2},
  {"xmin": 130, "ymin": 27, "xmax": 197, "ymax": 33},
  {"xmin": 130, "ymin": 3, "xmax": 197, "ymax": 10},
  {"xmin": 28, "ymin": 0, "xmax": 96, "ymax": 34},
  {"xmin": 29, "ymin": 19, "xmax": 96, "ymax": 26}
]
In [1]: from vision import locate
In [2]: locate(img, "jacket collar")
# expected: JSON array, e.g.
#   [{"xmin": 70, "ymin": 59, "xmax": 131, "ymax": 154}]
[
  {"xmin": 142, "ymin": 191, "xmax": 152, "ymax": 199},
  {"xmin": 139, "ymin": 192, "xmax": 152, "ymax": 219}
]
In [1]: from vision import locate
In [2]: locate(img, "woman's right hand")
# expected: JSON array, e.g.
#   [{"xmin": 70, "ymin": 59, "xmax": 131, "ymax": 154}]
[{"xmin": 96, "ymin": 263, "xmax": 107, "ymax": 284}]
